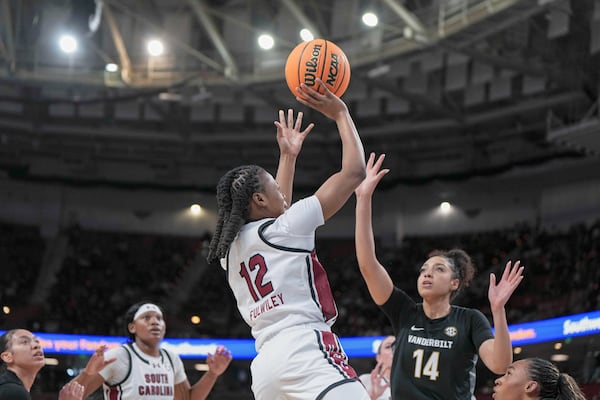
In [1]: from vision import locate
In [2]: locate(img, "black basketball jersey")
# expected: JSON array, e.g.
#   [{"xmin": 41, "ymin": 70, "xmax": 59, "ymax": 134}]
[{"xmin": 381, "ymin": 288, "xmax": 494, "ymax": 400}]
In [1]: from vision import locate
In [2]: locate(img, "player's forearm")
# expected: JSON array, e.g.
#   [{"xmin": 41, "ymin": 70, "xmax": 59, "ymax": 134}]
[
  {"xmin": 335, "ymin": 110, "xmax": 365, "ymax": 182},
  {"xmin": 71, "ymin": 371, "xmax": 103, "ymax": 399},
  {"xmin": 189, "ymin": 372, "xmax": 219, "ymax": 400},
  {"xmin": 275, "ymin": 153, "xmax": 298, "ymax": 205},
  {"xmin": 355, "ymin": 194, "xmax": 378, "ymax": 272},
  {"xmin": 355, "ymin": 194, "xmax": 393, "ymax": 305},
  {"xmin": 490, "ymin": 307, "xmax": 513, "ymax": 373}
]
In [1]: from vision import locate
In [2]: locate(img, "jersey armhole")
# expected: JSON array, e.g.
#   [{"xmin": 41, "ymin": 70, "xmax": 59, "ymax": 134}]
[
  {"xmin": 106, "ymin": 344, "xmax": 133, "ymax": 387},
  {"xmin": 161, "ymin": 348, "xmax": 175, "ymax": 370}
]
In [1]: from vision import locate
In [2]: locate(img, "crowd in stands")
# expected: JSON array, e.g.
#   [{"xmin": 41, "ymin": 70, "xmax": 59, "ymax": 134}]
[
  {"xmin": 38, "ymin": 225, "xmax": 200, "ymax": 335},
  {"xmin": 1, "ymin": 219, "xmax": 599, "ymax": 397},
  {"xmin": 0, "ymin": 223, "xmax": 45, "ymax": 308}
]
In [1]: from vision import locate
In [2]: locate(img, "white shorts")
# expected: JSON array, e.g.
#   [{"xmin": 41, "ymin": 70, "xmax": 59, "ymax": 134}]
[{"xmin": 251, "ymin": 327, "xmax": 370, "ymax": 400}]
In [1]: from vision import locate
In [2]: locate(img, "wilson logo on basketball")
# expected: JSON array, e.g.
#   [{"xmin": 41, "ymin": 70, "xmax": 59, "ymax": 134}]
[
  {"xmin": 303, "ymin": 43, "xmax": 322, "ymax": 87},
  {"xmin": 285, "ymin": 39, "xmax": 351, "ymax": 99}
]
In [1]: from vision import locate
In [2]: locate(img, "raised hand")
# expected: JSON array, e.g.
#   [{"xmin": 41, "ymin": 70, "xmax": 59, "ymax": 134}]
[
  {"xmin": 274, "ymin": 109, "xmax": 314, "ymax": 158},
  {"xmin": 82, "ymin": 345, "xmax": 117, "ymax": 376},
  {"xmin": 206, "ymin": 345, "xmax": 232, "ymax": 377},
  {"xmin": 355, "ymin": 153, "xmax": 389, "ymax": 198},
  {"xmin": 368, "ymin": 361, "xmax": 390, "ymax": 400},
  {"xmin": 58, "ymin": 381, "xmax": 84, "ymax": 400},
  {"xmin": 488, "ymin": 260, "xmax": 524, "ymax": 311},
  {"xmin": 295, "ymin": 79, "xmax": 348, "ymax": 120}
]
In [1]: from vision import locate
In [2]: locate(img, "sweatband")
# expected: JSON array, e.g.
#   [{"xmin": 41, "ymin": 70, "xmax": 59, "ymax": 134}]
[{"xmin": 133, "ymin": 303, "xmax": 163, "ymax": 321}]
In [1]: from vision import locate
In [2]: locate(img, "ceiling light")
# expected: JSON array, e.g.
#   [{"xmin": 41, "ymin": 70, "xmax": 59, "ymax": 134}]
[
  {"xmin": 258, "ymin": 34, "xmax": 274, "ymax": 50},
  {"xmin": 300, "ymin": 29, "xmax": 314, "ymax": 42},
  {"xmin": 440, "ymin": 201, "xmax": 451, "ymax": 213},
  {"xmin": 59, "ymin": 34, "xmax": 78, "ymax": 53},
  {"xmin": 362, "ymin": 12, "xmax": 379, "ymax": 27},
  {"xmin": 147, "ymin": 39, "xmax": 164, "ymax": 56},
  {"xmin": 190, "ymin": 204, "xmax": 202, "ymax": 215},
  {"xmin": 105, "ymin": 63, "xmax": 118, "ymax": 72}
]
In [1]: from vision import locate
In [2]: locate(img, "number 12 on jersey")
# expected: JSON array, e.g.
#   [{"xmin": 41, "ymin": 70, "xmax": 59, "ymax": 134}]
[{"xmin": 240, "ymin": 253, "xmax": 274, "ymax": 301}]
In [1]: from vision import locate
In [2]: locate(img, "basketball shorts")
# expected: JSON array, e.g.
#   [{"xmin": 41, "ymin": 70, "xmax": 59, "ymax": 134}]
[{"xmin": 251, "ymin": 327, "xmax": 370, "ymax": 400}]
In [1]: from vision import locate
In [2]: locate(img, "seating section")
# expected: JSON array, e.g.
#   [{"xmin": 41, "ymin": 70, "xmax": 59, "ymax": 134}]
[{"xmin": 0, "ymin": 222, "xmax": 45, "ymax": 314}]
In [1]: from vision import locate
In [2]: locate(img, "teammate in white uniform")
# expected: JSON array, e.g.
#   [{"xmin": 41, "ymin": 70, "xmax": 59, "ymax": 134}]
[
  {"xmin": 71, "ymin": 302, "xmax": 232, "ymax": 400},
  {"xmin": 358, "ymin": 335, "xmax": 394, "ymax": 400},
  {"xmin": 207, "ymin": 80, "xmax": 370, "ymax": 400}
]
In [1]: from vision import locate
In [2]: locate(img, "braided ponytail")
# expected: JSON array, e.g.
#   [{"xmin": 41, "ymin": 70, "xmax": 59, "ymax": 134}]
[
  {"xmin": 207, "ymin": 165, "xmax": 264, "ymax": 263},
  {"xmin": 526, "ymin": 358, "xmax": 586, "ymax": 400}
]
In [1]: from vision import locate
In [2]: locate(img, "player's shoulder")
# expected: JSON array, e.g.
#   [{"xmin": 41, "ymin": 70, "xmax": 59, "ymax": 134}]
[
  {"xmin": 159, "ymin": 346, "xmax": 180, "ymax": 358},
  {"xmin": 450, "ymin": 305, "xmax": 489, "ymax": 322},
  {"xmin": 0, "ymin": 382, "xmax": 29, "ymax": 398}
]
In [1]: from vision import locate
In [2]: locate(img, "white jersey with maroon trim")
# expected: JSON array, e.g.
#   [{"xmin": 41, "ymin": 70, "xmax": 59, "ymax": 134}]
[
  {"xmin": 100, "ymin": 342, "xmax": 186, "ymax": 400},
  {"xmin": 221, "ymin": 195, "xmax": 338, "ymax": 351}
]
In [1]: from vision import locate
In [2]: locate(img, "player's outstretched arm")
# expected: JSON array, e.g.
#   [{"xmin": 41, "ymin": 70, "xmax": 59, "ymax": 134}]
[
  {"xmin": 274, "ymin": 109, "xmax": 314, "ymax": 205},
  {"xmin": 479, "ymin": 261, "xmax": 524, "ymax": 374},
  {"xmin": 71, "ymin": 345, "xmax": 116, "ymax": 398},
  {"xmin": 297, "ymin": 80, "xmax": 366, "ymax": 221},
  {"xmin": 355, "ymin": 153, "xmax": 394, "ymax": 305},
  {"xmin": 176, "ymin": 346, "xmax": 232, "ymax": 400}
]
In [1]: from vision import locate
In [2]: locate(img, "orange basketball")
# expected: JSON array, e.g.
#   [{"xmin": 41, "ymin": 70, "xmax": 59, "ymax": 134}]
[{"xmin": 285, "ymin": 39, "xmax": 351, "ymax": 99}]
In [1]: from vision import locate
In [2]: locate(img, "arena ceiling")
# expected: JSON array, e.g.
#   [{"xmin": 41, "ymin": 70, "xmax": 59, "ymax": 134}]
[{"xmin": 0, "ymin": 0, "xmax": 599, "ymax": 192}]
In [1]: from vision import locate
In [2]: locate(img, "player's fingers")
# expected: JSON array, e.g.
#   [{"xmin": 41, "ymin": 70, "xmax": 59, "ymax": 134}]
[
  {"xmin": 294, "ymin": 111, "xmax": 303, "ymax": 130},
  {"xmin": 301, "ymin": 122, "xmax": 314, "ymax": 136}
]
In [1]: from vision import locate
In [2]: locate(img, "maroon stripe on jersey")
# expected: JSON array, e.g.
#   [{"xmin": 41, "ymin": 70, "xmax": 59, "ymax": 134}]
[
  {"xmin": 310, "ymin": 251, "xmax": 337, "ymax": 322},
  {"xmin": 316, "ymin": 330, "xmax": 358, "ymax": 379},
  {"xmin": 108, "ymin": 386, "xmax": 120, "ymax": 400}
]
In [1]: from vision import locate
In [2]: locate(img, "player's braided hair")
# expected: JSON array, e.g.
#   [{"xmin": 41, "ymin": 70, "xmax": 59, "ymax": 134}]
[
  {"xmin": 428, "ymin": 248, "xmax": 475, "ymax": 300},
  {"xmin": 526, "ymin": 358, "xmax": 587, "ymax": 400},
  {"xmin": 207, "ymin": 165, "xmax": 264, "ymax": 263}
]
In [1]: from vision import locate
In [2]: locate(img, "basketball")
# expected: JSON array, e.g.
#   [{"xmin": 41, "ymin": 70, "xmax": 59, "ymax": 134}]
[{"xmin": 285, "ymin": 39, "xmax": 351, "ymax": 99}]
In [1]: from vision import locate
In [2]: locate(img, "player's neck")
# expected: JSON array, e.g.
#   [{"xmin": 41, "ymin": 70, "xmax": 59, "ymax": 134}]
[
  {"xmin": 7, "ymin": 366, "xmax": 37, "ymax": 391},
  {"xmin": 134, "ymin": 340, "xmax": 161, "ymax": 357},
  {"xmin": 422, "ymin": 298, "xmax": 451, "ymax": 319}
]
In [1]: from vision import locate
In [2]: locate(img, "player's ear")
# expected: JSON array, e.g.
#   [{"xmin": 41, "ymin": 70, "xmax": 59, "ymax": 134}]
[
  {"xmin": 1, "ymin": 350, "xmax": 13, "ymax": 364},
  {"xmin": 450, "ymin": 278, "xmax": 460, "ymax": 291},
  {"xmin": 128, "ymin": 322, "xmax": 136, "ymax": 335},
  {"xmin": 524, "ymin": 380, "xmax": 538, "ymax": 394},
  {"xmin": 252, "ymin": 192, "xmax": 267, "ymax": 207}
]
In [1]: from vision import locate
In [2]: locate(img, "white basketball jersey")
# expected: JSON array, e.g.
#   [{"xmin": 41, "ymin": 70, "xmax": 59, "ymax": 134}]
[
  {"xmin": 222, "ymin": 196, "xmax": 338, "ymax": 350},
  {"xmin": 101, "ymin": 343, "xmax": 185, "ymax": 400}
]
